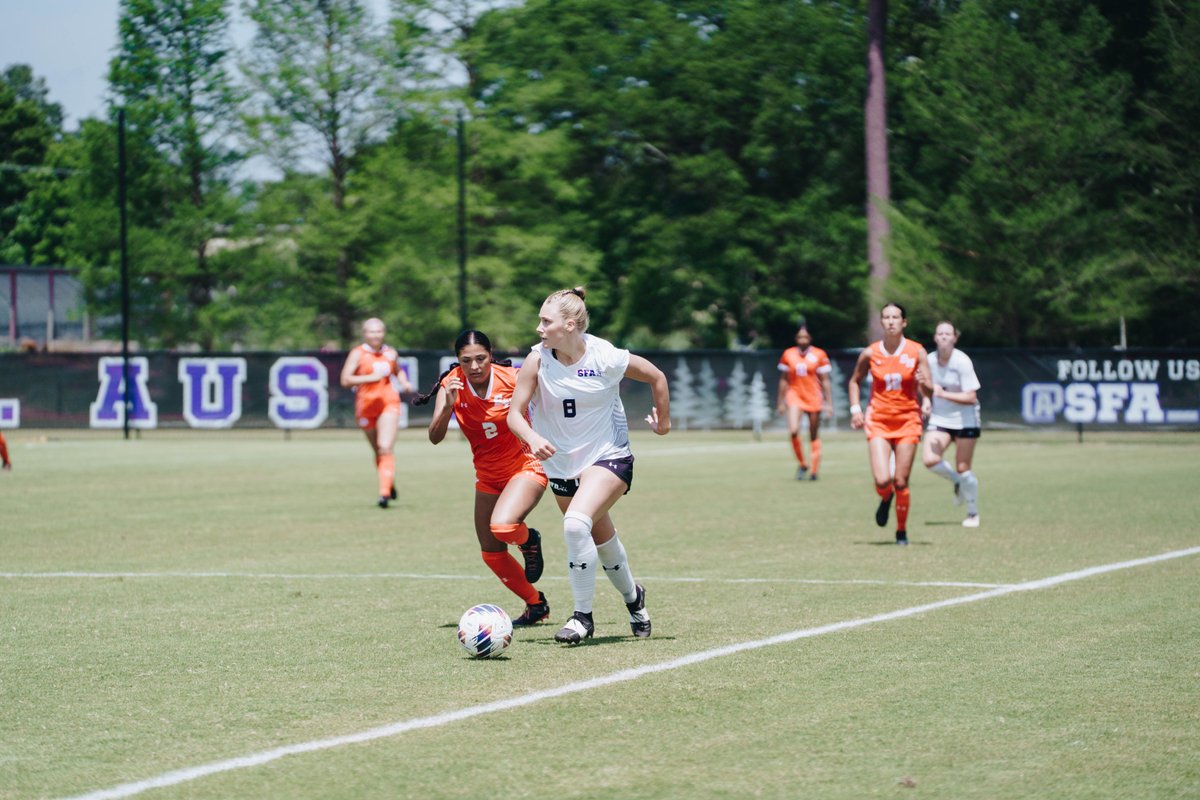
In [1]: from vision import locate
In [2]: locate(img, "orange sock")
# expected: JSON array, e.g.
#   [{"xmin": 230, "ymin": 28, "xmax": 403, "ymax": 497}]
[
  {"xmin": 790, "ymin": 434, "xmax": 807, "ymax": 467},
  {"xmin": 481, "ymin": 551, "xmax": 539, "ymax": 604},
  {"xmin": 810, "ymin": 439, "xmax": 822, "ymax": 475},
  {"xmin": 876, "ymin": 482, "xmax": 894, "ymax": 501},
  {"xmin": 490, "ymin": 522, "xmax": 530, "ymax": 546},
  {"xmin": 895, "ymin": 487, "xmax": 911, "ymax": 531},
  {"xmin": 377, "ymin": 453, "xmax": 394, "ymax": 497}
]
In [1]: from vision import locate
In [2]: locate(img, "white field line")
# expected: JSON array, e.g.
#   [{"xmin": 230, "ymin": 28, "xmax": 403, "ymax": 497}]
[
  {"xmin": 59, "ymin": 545, "xmax": 1200, "ymax": 800},
  {"xmin": 0, "ymin": 571, "xmax": 1005, "ymax": 589}
]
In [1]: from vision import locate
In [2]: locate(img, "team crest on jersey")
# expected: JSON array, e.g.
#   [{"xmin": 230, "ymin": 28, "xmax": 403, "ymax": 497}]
[
  {"xmin": 492, "ymin": 397, "xmax": 511, "ymax": 407},
  {"xmin": 900, "ymin": 354, "xmax": 916, "ymax": 368},
  {"xmin": 576, "ymin": 368, "xmax": 602, "ymax": 377}
]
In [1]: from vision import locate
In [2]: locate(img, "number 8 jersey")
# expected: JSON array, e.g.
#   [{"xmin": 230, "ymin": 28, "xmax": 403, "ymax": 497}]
[{"xmin": 529, "ymin": 334, "xmax": 632, "ymax": 479}]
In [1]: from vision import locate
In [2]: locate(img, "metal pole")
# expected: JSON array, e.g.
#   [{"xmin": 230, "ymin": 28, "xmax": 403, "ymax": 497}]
[
  {"xmin": 457, "ymin": 109, "xmax": 468, "ymax": 330},
  {"xmin": 118, "ymin": 109, "xmax": 131, "ymax": 440}
]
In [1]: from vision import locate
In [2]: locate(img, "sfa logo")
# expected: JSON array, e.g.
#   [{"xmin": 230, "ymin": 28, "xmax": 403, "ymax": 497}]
[
  {"xmin": 89, "ymin": 356, "xmax": 331, "ymax": 429},
  {"xmin": 1022, "ymin": 382, "xmax": 1199, "ymax": 425}
]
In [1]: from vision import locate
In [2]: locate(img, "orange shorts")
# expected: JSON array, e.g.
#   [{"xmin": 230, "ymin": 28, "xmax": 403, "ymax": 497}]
[
  {"xmin": 864, "ymin": 407, "xmax": 923, "ymax": 444},
  {"xmin": 356, "ymin": 400, "xmax": 401, "ymax": 430},
  {"xmin": 784, "ymin": 390, "xmax": 823, "ymax": 414},
  {"xmin": 476, "ymin": 467, "xmax": 549, "ymax": 496}
]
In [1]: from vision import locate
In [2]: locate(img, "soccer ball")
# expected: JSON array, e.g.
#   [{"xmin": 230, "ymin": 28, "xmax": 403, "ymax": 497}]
[{"xmin": 457, "ymin": 604, "xmax": 513, "ymax": 658}]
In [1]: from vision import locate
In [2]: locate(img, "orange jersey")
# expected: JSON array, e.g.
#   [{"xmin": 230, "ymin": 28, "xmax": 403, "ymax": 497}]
[
  {"xmin": 778, "ymin": 345, "xmax": 831, "ymax": 412},
  {"xmin": 443, "ymin": 364, "xmax": 545, "ymax": 487},
  {"xmin": 864, "ymin": 337, "xmax": 926, "ymax": 440},
  {"xmin": 353, "ymin": 343, "xmax": 401, "ymax": 418}
]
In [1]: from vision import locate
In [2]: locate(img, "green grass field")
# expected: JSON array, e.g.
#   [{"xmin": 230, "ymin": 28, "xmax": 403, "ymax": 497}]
[{"xmin": 1, "ymin": 427, "xmax": 1198, "ymax": 799}]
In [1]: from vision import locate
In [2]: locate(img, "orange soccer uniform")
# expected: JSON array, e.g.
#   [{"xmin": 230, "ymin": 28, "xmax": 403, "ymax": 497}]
[
  {"xmin": 353, "ymin": 344, "xmax": 402, "ymax": 429},
  {"xmin": 864, "ymin": 337, "xmax": 927, "ymax": 444},
  {"xmin": 442, "ymin": 364, "xmax": 547, "ymax": 495},
  {"xmin": 778, "ymin": 345, "xmax": 832, "ymax": 413}
]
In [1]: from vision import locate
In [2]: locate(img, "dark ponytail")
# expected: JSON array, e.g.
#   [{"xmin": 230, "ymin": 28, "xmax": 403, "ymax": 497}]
[{"xmin": 410, "ymin": 329, "xmax": 507, "ymax": 406}]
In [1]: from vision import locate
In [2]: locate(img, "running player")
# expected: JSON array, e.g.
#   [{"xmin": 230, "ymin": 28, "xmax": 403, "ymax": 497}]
[
  {"xmin": 508, "ymin": 287, "xmax": 671, "ymax": 644},
  {"xmin": 922, "ymin": 321, "xmax": 982, "ymax": 527},
  {"xmin": 776, "ymin": 325, "xmax": 833, "ymax": 480},
  {"xmin": 413, "ymin": 330, "xmax": 551, "ymax": 625},
  {"xmin": 340, "ymin": 318, "xmax": 414, "ymax": 508},
  {"xmin": 0, "ymin": 431, "xmax": 10, "ymax": 470},
  {"xmin": 848, "ymin": 303, "xmax": 933, "ymax": 545}
]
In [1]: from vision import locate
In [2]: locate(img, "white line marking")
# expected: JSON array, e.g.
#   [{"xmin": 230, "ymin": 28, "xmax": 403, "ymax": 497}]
[
  {"xmin": 59, "ymin": 546, "xmax": 1200, "ymax": 800},
  {"xmin": 1, "ymin": 572, "xmax": 1005, "ymax": 588}
]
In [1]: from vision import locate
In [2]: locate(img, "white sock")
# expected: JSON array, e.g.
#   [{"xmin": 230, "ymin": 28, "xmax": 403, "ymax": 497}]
[
  {"xmin": 960, "ymin": 471, "xmax": 979, "ymax": 515},
  {"xmin": 929, "ymin": 459, "xmax": 959, "ymax": 484},
  {"xmin": 562, "ymin": 511, "xmax": 597, "ymax": 614},
  {"xmin": 596, "ymin": 533, "xmax": 637, "ymax": 603}
]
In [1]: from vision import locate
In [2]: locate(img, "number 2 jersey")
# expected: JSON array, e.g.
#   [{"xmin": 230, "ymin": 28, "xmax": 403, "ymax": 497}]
[
  {"xmin": 441, "ymin": 364, "xmax": 544, "ymax": 487},
  {"xmin": 864, "ymin": 336, "xmax": 928, "ymax": 441},
  {"xmin": 529, "ymin": 334, "xmax": 632, "ymax": 480}
]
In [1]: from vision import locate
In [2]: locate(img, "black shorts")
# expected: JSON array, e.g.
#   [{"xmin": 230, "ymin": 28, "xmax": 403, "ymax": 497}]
[
  {"xmin": 549, "ymin": 455, "xmax": 635, "ymax": 497},
  {"xmin": 934, "ymin": 426, "xmax": 981, "ymax": 439}
]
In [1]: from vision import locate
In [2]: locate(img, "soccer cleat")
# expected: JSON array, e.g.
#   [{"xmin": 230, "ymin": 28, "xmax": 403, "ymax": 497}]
[
  {"xmin": 953, "ymin": 482, "xmax": 962, "ymax": 506},
  {"xmin": 377, "ymin": 495, "xmax": 389, "ymax": 509},
  {"xmin": 962, "ymin": 514, "xmax": 980, "ymax": 529},
  {"xmin": 626, "ymin": 583, "xmax": 651, "ymax": 638},
  {"xmin": 518, "ymin": 527, "xmax": 544, "ymax": 584},
  {"xmin": 809, "ymin": 473, "xmax": 819, "ymax": 482},
  {"xmin": 1, "ymin": 462, "xmax": 10, "ymax": 471},
  {"xmin": 895, "ymin": 529, "xmax": 908, "ymax": 546},
  {"xmin": 390, "ymin": 484, "xmax": 397, "ymax": 500},
  {"xmin": 512, "ymin": 592, "xmax": 550, "ymax": 626},
  {"xmin": 795, "ymin": 466, "xmax": 809, "ymax": 480},
  {"xmin": 875, "ymin": 494, "xmax": 893, "ymax": 527},
  {"xmin": 554, "ymin": 611, "xmax": 594, "ymax": 644}
]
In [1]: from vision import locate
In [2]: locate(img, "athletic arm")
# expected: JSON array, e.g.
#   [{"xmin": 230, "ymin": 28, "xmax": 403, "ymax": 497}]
[
  {"xmin": 339, "ymin": 349, "xmax": 362, "ymax": 388},
  {"xmin": 626, "ymin": 354, "xmax": 671, "ymax": 435},
  {"xmin": 916, "ymin": 351, "xmax": 934, "ymax": 417},
  {"xmin": 426, "ymin": 377, "xmax": 458, "ymax": 445},
  {"xmin": 847, "ymin": 350, "xmax": 871, "ymax": 430},
  {"xmin": 933, "ymin": 386, "xmax": 978, "ymax": 405},
  {"xmin": 776, "ymin": 372, "xmax": 789, "ymax": 414},
  {"xmin": 820, "ymin": 372, "xmax": 833, "ymax": 416},
  {"xmin": 506, "ymin": 351, "xmax": 556, "ymax": 460}
]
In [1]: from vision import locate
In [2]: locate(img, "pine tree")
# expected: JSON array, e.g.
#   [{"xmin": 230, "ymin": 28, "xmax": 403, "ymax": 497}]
[
  {"xmin": 724, "ymin": 361, "xmax": 750, "ymax": 429},
  {"xmin": 671, "ymin": 357, "xmax": 696, "ymax": 431},
  {"xmin": 747, "ymin": 370, "xmax": 773, "ymax": 439},
  {"xmin": 693, "ymin": 360, "xmax": 723, "ymax": 430}
]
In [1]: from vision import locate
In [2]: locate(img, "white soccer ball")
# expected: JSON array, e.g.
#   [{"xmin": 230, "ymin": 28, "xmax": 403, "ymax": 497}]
[{"xmin": 457, "ymin": 604, "xmax": 513, "ymax": 659}]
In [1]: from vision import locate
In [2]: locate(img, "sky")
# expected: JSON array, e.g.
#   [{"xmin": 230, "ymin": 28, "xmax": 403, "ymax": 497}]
[{"xmin": 0, "ymin": 0, "xmax": 392, "ymax": 130}]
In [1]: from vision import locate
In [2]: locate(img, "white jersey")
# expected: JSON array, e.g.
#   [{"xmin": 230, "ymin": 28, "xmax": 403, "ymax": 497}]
[
  {"xmin": 529, "ymin": 334, "xmax": 632, "ymax": 479},
  {"xmin": 928, "ymin": 348, "xmax": 981, "ymax": 429}
]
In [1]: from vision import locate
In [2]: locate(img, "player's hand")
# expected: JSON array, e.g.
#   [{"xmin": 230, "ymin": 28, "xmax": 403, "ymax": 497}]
[
  {"xmin": 645, "ymin": 407, "xmax": 670, "ymax": 435},
  {"xmin": 850, "ymin": 410, "xmax": 865, "ymax": 430},
  {"xmin": 371, "ymin": 361, "xmax": 391, "ymax": 379},
  {"xmin": 443, "ymin": 375, "xmax": 463, "ymax": 405},
  {"xmin": 529, "ymin": 435, "xmax": 556, "ymax": 461},
  {"xmin": 821, "ymin": 404, "xmax": 833, "ymax": 420}
]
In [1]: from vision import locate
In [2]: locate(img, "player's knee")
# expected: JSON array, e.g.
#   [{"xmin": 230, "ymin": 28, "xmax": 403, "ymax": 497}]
[
  {"xmin": 874, "ymin": 478, "xmax": 893, "ymax": 493},
  {"xmin": 893, "ymin": 477, "xmax": 909, "ymax": 492},
  {"xmin": 563, "ymin": 510, "xmax": 593, "ymax": 540},
  {"xmin": 490, "ymin": 521, "xmax": 524, "ymax": 545}
]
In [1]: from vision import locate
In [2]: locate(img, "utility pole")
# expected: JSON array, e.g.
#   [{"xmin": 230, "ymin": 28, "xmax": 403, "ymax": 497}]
[{"xmin": 865, "ymin": 0, "xmax": 891, "ymax": 340}]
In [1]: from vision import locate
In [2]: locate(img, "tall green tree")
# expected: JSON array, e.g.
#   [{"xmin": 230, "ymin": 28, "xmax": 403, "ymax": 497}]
[
  {"xmin": 1122, "ymin": 0, "xmax": 1200, "ymax": 346},
  {"xmin": 467, "ymin": 0, "xmax": 868, "ymax": 349},
  {"xmin": 242, "ymin": 0, "xmax": 399, "ymax": 345},
  {"xmin": 887, "ymin": 0, "xmax": 1135, "ymax": 346},
  {"xmin": 0, "ymin": 65, "xmax": 64, "ymax": 264},
  {"xmin": 106, "ymin": 0, "xmax": 242, "ymax": 347}
]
